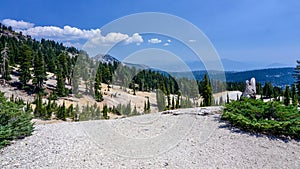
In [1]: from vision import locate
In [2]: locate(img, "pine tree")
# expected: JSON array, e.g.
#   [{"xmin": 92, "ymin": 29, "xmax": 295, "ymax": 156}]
[
  {"xmin": 94, "ymin": 67, "xmax": 103, "ymax": 102},
  {"xmin": 33, "ymin": 51, "xmax": 46, "ymax": 93},
  {"xmin": 175, "ymin": 94, "xmax": 180, "ymax": 109},
  {"xmin": 292, "ymin": 84, "xmax": 298, "ymax": 106},
  {"xmin": 94, "ymin": 79, "xmax": 103, "ymax": 102},
  {"xmin": 144, "ymin": 101, "xmax": 147, "ymax": 112},
  {"xmin": 102, "ymin": 104, "xmax": 108, "ymax": 119},
  {"xmin": 0, "ymin": 43, "xmax": 11, "ymax": 80},
  {"xmin": 57, "ymin": 102, "xmax": 66, "ymax": 120},
  {"xmin": 34, "ymin": 93, "xmax": 44, "ymax": 118},
  {"xmin": 74, "ymin": 104, "xmax": 80, "ymax": 121},
  {"xmin": 147, "ymin": 98, "xmax": 150, "ymax": 111},
  {"xmin": 57, "ymin": 52, "xmax": 68, "ymax": 80},
  {"xmin": 46, "ymin": 96, "xmax": 52, "ymax": 119},
  {"xmin": 294, "ymin": 60, "xmax": 300, "ymax": 100},
  {"xmin": 284, "ymin": 85, "xmax": 291, "ymax": 106},
  {"xmin": 132, "ymin": 81, "xmax": 136, "ymax": 95},
  {"xmin": 171, "ymin": 96, "xmax": 175, "ymax": 109},
  {"xmin": 167, "ymin": 93, "xmax": 171, "ymax": 109},
  {"xmin": 67, "ymin": 104, "xmax": 74, "ymax": 119},
  {"xmin": 263, "ymin": 82, "xmax": 273, "ymax": 98},
  {"xmin": 19, "ymin": 44, "xmax": 32, "ymax": 86},
  {"xmin": 256, "ymin": 82, "xmax": 262, "ymax": 95},
  {"xmin": 56, "ymin": 65, "xmax": 66, "ymax": 96},
  {"xmin": 200, "ymin": 74, "xmax": 213, "ymax": 106}
]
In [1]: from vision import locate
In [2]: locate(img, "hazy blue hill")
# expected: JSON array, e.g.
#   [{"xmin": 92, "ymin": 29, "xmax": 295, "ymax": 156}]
[
  {"xmin": 90, "ymin": 54, "xmax": 295, "ymax": 88},
  {"xmin": 225, "ymin": 67, "xmax": 295, "ymax": 87},
  {"xmin": 190, "ymin": 67, "xmax": 294, "ymax": 87}
]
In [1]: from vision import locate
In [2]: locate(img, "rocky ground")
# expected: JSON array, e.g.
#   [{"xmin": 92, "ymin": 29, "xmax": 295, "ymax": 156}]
[{"xmin": 1, "ymin": 107, "xmax": 299, "ymax": 169}]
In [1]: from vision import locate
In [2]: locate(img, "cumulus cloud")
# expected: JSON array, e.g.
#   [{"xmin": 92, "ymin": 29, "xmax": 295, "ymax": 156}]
[
  {"xmin": 87, "ymin": 32, "xmax": 143, "ymax": 48},
  {"xmin": 163, "ymin": 43, "xmax": 170, "ymax": 46},
  {"xmin": 125, "ymin": 33, "xmax": 143, "ymax": 44},
  {"xmin": 148, "ymin": 38, "xmax": 162, "ymax": 44},
  {"xmin": 22, "ymin": 25, "xmax": 101, "ymax": 40},
  {"xmin": 2, "ymin": 19, "xmax": 34, "ymax": 29},
  {"xmin": 63, "ymin": 41, "xmax": 83, "ymax": 49},
  {"xmin": 1, "ymin": 19, "xmax": 143, "ymax": 48},
  {"xmin": 167, "ymin": 39, "xmax": 171, "ymax": 43}
]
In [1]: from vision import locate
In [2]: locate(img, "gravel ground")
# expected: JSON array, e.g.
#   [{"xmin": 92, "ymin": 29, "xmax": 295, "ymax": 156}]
[{"xmin": 1, "ymin": 107, "xmax": 299, "ymax": 169}]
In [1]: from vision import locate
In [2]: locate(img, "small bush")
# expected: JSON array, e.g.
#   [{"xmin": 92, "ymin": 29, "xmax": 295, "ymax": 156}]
[{"xmin": 0, "ymin": 92, "xmax": 33, "ymax": 148}]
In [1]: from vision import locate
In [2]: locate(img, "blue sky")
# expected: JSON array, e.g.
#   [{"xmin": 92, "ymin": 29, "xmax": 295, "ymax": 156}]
[{"xmin": 0, "ymin": 0, "xmax": 299, "ymax": 70}]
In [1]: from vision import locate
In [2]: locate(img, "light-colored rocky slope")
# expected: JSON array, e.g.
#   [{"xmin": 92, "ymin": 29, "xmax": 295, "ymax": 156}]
[{"xmin": 1, "ymin": 107, "xmax": 299, "ymax": 169}]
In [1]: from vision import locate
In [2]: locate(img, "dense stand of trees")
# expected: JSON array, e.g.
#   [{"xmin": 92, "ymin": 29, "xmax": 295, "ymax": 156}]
[{"xmin": 0, "ymin": 24, "xmax": 78, "ymax": 95}]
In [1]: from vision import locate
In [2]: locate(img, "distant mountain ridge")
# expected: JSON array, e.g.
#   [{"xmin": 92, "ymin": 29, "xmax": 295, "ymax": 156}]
[
  {"xmin": 191, "ymin": 67, "xmax": 294, "ymax": 87},
  {"xmin": 225, "ymin": 67, "xmax": 295, "ymax": 87},
  {"xmin": 91, "ymin": 54, "xmax": 295, "ymax": 87},
  {"xmin": 92, "ymin": 54, "xmax": 119, "ymax": 64},
  {"xmin": 221, "ymin": 59, "xmax": 292, "ymax": 71}
]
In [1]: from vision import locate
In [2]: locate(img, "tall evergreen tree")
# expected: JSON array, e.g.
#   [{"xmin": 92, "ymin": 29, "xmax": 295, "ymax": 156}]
[
  {"xmin": 0, "ymin": 43, "xmax": 11, "ymax": 80},
  {"xmin": 171, "ymin": 96, "xmax": 175, "ymax": 109},
  {"xmin": 19, "ymin": 44, "xmax": 32, "ymax": 86},
  {"xmin": 200, "ymin": 74, "xmax": 213, "ymax": 106},
  {"xmin": 175, "ymin": 93, "xmax": 180, "ymax": 109},
  {"xmin": 57, "ymin": 52, "xmax": 68, "ymax": 80},
  {"xmin": 284, "ymin": 85, "xmax": 291, "ymax": 106},
  {"xmin": 144, "ymin": 101, "xmax": 147, "ymax": 112},
  {"xmin": 293, "ymin": 60, "xmax": 300, "ymax": 100},
  {"xmin": 263, "ymin": 82, "xmax": 273, "ymax": 98},
  {"xmin": 56, "ymin": 102, "xmax": 66, "ymax": 120},
  {"xmin": 102, "ymin": 104, "xmax": 108, "ymax": 119},
  {"xmin": 147, "ymin": 98, "xmax": 150, "ymax": 111},
  {"xmin": 56, "ymin": 65, "xmax": 66, "ymax": 96},
  {"xmin": 167, "ymin": 93, "xmax": 171, "ymax": 109},
  {"xmin": 94, "ymin": 71, "xmax": 103, "ymax": 102},
  {"xmin": 33, "ymin": 51, "xmax": 46, "ymax": 92},
  {"xmin": 292, "ymin": 84, "xmax": 298, "ymax": 106}
]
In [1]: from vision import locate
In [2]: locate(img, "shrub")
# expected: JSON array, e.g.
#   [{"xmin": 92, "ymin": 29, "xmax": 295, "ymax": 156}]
[
  {"xmin": 0, "ymin": 92, "xmax": 33, "ymax": 148},
  {"xmin": 222, "ymin": 98, "xmax": 300, "ymax": 139}
]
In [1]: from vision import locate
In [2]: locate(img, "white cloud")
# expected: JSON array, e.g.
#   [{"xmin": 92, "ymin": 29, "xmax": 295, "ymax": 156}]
[
  {"xmin": 189, "ymin": 39, "xmax": 196, "ymax": 42},
  {"xmin": 22, "ymin": 25, "xmax": 101, "ymax": 40},
  {"xmin": 87, "ymin": 32, "xmax": 143, "ymax": 48},
  {"xmin": 148, "ymin": 38, "xmax": 162, "ymax": 44},
  {"xmin": 63, "ymin": 41, "xmax": 83, "ymax": 49},
  {"xmin": 2, "ymin": 19, "xmax": 34, "ymax": 29},
  {"xmin": 163, "ymin": 43, "xmax": 170, "ymax": 46},
  {"xmin": 1, "ymin": 19, "xmax": 143, "ymax": 48},
  {"xmin": 167, "ymin": 39, "xmax": 171, "ymax": 43},
  {"xmin": 125, "ymin": 33, "xmax": 143, "ymax": 44}
]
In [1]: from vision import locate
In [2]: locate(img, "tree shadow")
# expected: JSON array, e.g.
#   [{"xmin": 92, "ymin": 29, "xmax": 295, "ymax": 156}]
[{"xmin": 10, "ymin": 81, "xmax": 34, "ymax": 95}]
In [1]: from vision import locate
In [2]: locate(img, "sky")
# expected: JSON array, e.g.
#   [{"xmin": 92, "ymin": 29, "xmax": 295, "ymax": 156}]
[{"xmin": 0, "ymin": 0, "xmax": 299, "ymax": 70}]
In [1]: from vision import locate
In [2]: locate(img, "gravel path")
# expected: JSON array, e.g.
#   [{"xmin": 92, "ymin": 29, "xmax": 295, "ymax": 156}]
[{"xmin": 1, "ymin": 107, "xmax": 299, "ymax": 169}]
